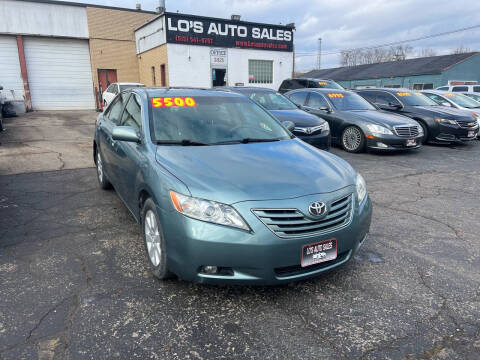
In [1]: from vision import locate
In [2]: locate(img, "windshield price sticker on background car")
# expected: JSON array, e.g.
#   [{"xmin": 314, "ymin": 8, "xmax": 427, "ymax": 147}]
[
  {"xmin": 444, "ymin": 93, "xmax": 455, "ymax": 97},
  {"xmin": 318, "ymin": 82, "xmax": 328, "ymax": 85},
  {"xmin": 151, "ymin": 97, "xmax": 197, "ymax": 108},
  {"xmin": 396, "ymin": 92, "xmax": 411, "ymax": 96},
  {"xmin": 328, "ymin": 93, "xmax": 344, "ymax": 98}
]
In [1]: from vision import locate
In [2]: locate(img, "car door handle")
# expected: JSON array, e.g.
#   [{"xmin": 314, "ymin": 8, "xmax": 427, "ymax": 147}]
[{"xmin": 303, "ymin": 107, "xmax": 311, "ymax": 112}]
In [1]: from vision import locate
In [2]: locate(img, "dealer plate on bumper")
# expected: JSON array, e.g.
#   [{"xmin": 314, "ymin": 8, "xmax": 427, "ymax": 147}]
[
  {"xmin": 468, "ymin": 130, "xmax": 475, "ymax": 137},
  {"xmin": 406, "ymin": 138, "xmax": 417, "ymax": 146},
  {"xmin": 301, "ymin": 239, "xmax": 337, "ymax": 267}
]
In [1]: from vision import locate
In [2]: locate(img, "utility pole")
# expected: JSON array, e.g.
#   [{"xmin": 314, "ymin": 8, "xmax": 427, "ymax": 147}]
[{"xmin": 317, "ymin": 38, "xmax": 322, "ymax": 70}]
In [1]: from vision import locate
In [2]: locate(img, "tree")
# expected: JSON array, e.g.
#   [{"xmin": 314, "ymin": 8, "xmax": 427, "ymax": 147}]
[
  {"xmin": 339, "ymin": 44, "xmax": 413, "ymax": 66},
  {"xmin": 451, "ymin": 45, "xmax": 471, "ymax": 54},
  {"xmin": 418, "ymin": 48, "xmax": 437, "ymax": 57}
]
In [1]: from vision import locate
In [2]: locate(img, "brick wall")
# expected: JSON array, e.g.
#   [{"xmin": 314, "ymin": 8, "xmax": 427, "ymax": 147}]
[
  {"xmin": 138, "ymin": 45, "xmax": 169, "ymax": 87},
  {"xmin": 86, "ymin": 7, "xmax": 156, "ymax": 97}
]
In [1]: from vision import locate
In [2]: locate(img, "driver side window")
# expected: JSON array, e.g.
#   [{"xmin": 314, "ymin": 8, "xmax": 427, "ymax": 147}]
[
  {"xmin": 376, "ymin": 92, "xmax": 400, "ymax": 106},
  {"xmin": 306, "ymin": 92, "xmax": 329, "ymax": 109}
]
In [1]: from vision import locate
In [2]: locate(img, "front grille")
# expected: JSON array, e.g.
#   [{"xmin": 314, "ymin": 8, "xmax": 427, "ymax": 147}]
[
  {"xmin": 393, "ymin": 125, "xmax": 420, "ymax": 137},
  {"xmin": 274, "ymin": 250, "xmax": 350, "ymax": 277},
  {"xmin": 456, "ymin": 120, "xmax": 477, "ymax": 128},
  {"xmin": 252, "ymin": 194, "xmax": 353, "ymax": 238}
]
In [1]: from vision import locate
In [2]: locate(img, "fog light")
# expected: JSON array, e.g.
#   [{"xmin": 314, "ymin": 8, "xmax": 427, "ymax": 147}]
[
  {"xmin": 201, "ymin": 265, "xmax": 218, "ymax": 274},
  {"xmin": 376, "ymin": 142, "xmax": 388, "ymax": 148}
]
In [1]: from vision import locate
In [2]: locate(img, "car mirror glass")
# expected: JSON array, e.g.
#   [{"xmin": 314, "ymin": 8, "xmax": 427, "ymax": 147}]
[
  {"xmin": 282, "ymin": 120, "xmax": 295, "ymax": 132},
  {"xmin": 112, "ymin": 126, "xmax": 140, "ymax": 143},
  {"xmin": 442, "ymin": 102, "xmax": 452, "ymax": 107}
]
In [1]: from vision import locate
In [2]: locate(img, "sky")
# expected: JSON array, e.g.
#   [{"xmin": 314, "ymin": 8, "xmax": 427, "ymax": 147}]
[{"xmin": 60, "ymin": 0, "xmax": 480, "ymax": 71}]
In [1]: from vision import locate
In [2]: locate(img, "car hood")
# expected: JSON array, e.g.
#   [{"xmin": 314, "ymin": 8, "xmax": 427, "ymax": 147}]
[
  {"xmin": 155, "ymin": 139, "xmax": 355, "ymax": 204},
  {"xmin": 407, "ymin": 106, "xmax": 474, "ymax": 120},
  {"xmin": 269, "ymin": 109, "xmax": 325, "ymax": 127},
  {"xmin": 338, "ymin": 109, "xmax": 417, "ymax": 128}
]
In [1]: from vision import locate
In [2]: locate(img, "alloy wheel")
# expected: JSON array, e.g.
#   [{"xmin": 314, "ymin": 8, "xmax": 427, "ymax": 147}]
[
  {"xmin": 145, "ymin": 210, "xmax": 162, "ymax": 267},
  {"xmin": 342, "ymin": 127, "xmax": 362, "ymax": 151}
]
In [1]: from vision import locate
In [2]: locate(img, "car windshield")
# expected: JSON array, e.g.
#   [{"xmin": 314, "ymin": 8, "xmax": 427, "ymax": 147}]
[
  {"xmin": 326, "ymin": 92, "xmax": 376, "ymax": 111},
  {"xmin": 443, "ymin": 93, "xmax": 480, "ymax": 108},
  {"xmin": 464, "ymin": 93, "xmax": 480, "ymax": 102},
  {"xmin": 396, "ymin": 92, "xmax": 439, "ymax": 106},
  {"xmin": 245, "ymin": 91, "xmax": 297, "ymax": 110},
  {"xmin": 310, "ymin": 81, "xmax": 343, "ymax": 89},
  {"xmin": 150, "ymin": 95, "xmax": 292, "ymax": 145}
]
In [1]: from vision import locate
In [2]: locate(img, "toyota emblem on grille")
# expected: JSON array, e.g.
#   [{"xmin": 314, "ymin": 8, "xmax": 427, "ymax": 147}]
[{"xmin": 309, "ymin": 201, "xmax": 327, "ymax": 217}]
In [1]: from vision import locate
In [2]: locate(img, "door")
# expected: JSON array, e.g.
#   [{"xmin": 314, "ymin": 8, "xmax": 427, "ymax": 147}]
[
  {"xmin": 212, "ymin": 68, "xmax": 226, "ymax": 87},
  {"xmin": 303, "ymin": 92, "xmax": 340, "ymax": 138},
  {"xmin": 98, "ymin": 69, "xmax": 117, "ymax": 94},
  {"xmin": 97, "ymin": 93, "xmax": 129, "ymax": 184},
  {"xmin": 114, "ymin": 93, "xmax": 145, "ymax": 210},
  {"xmin": 0, "ymin": 36, "xmax": 24, "ymax": 102},
  {"xmin": 24, "ymin": 37, "xmax": 95, "ymax": 110}
]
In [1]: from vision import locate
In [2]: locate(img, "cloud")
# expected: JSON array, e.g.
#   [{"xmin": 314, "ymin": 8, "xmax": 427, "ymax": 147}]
[{"xmin": 59, "ymin": 0, "xmax": 480, "ymax": 70}]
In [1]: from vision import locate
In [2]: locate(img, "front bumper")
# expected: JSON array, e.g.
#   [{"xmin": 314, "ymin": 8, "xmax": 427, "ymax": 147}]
[
  {"xmin": 433, "ymin": 124, "xmax": 479, "ymax": 143},
  {"xmin": 365, "ymin": 133, "xmax": 423, "ymax": 151},
  {"xmin": 159, "ymin": 187, "xmax": 372, "ymax": 285},
  {"xmin": 296, "ymin": 131, "xmax": 331, "ymax": 151}
]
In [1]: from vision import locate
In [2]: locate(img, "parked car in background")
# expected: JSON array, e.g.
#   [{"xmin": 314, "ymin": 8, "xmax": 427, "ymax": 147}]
[
  {"xmin": 102, "ymin": 82, "xmax": 145, "ymax": 107},
  {"xmin": 219, "ymin": 87, "xmax": 330, "ymax": 150},
  {"xmin": 278, "ymin": 78, "xmax": 343, "ymax": 94},
  {"xmin": 421, "ymin": 90, "xmax": 480, "ymax": 139},
  {"xmin": 356, "ymin": 88, "xmax": 479, "ymax": 143},
  {"xmin": 436, "ymin": 84, "xmax": 480, "ymax": 93},
  {"xmin": 285, "ymin": 88, "xmax": 423, "ymax": 153},
  {"xmin": 462, "ymin": 92, "xmax": 480, "ymax": 103},
  {"xmin": 93, "ymin": 88, "xmax": 372, "ymax": 284}
]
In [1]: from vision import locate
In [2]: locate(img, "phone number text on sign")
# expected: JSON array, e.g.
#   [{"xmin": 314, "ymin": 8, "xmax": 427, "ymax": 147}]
[{"xmin": 151, "ymin": 97, "xmax": 197, "ymax": 108}]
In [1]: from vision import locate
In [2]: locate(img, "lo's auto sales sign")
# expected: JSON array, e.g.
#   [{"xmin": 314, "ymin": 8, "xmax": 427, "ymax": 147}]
[{"xmin": 165, "ymin": 13, "xmax": 294, "ymax": 52}]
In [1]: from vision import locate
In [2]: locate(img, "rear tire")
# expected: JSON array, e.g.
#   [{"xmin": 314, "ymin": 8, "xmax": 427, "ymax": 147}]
[
  {"xmin": 341, "ymin": 126, "xmax": 365, "ymax": 153},
  {"xmin": 96, "ymin": 147, "xmax": 112, "ymax": 190},
  {"xmin": 141, "ymin": 198, "xmax": 173, "ymax": 280}
]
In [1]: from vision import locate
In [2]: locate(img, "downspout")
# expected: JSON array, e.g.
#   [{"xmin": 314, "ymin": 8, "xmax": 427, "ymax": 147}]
[{"xmin": 16, "ymin": 35, "xmax": 32, "ymax": 111}]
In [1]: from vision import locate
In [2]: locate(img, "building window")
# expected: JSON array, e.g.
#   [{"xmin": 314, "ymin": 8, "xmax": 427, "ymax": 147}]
[
  {"xmin": 152, "ymin": 66, "xmax": 156, "ymax": 86},
  {"xmin": 383, "ymin": 84, "xmax": 401, "ymax": 88},
  {"xmin": 248, "ymin": 60, "xmax": 273, "ymax": 84},
  {"xmin": 160, "ymin": 64, "xmax": 166, "ymax": 87},
  {"xmin": 413, "ymin": 83, "xmax": 434, "ymax": 90}
]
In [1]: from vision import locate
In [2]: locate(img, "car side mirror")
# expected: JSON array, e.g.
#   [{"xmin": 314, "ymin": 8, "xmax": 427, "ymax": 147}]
[
  {"xmin": 112, "ymin": 126, "xmax": 140, "ymax": 143},
  {"xmin": 441, "ymin": 102, "xmax": 452, "ymax": 107},
  {"xmin": 319, "ymin": 106, "xmax": 332, "ymax": 113},
  {"xmin": 282, "ymin": 120, "xmax": 295, "ymax": 132},
  {"xmin": 388, "ymin": 102, "xmax": 402, "ymax": 109}
]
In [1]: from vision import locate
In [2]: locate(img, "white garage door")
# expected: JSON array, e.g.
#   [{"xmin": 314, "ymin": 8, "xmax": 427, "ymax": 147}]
[
  {"xmin": 24, "ymin": 37, "xmax": 95, "ymax": 110},
  {"xmin": 0, "ymin": 35, "xmax": 24, "ymax": 101}
]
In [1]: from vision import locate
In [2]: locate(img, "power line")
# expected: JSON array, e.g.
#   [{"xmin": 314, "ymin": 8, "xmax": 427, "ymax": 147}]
[{"xmin": 295, "ymin": 24, "xmax": 480, "ymax": 57}]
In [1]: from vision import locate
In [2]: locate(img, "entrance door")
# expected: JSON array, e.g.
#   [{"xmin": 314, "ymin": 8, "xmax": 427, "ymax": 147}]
[
  {"xmin": 98, "ymin": 69, "xmax": 117, "ymax": 94},
  {"xmin": 212, "ymin": 68, "xmax": 226, "ymax": 87}
]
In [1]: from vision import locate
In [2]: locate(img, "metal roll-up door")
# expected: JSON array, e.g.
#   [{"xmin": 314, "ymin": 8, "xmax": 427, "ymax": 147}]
[
  {"xmin": 24, "ymin": 37, "xmax": 95, "ymax": 110},
  {"xmin": 0, "ymin": 35, "xmax": 24, "ymax": 102}
]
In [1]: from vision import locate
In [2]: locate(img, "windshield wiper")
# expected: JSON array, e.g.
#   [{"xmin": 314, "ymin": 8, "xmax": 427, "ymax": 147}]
[
  {"xmin": 213, "ymin": 138, "xmax": 281, "ymax": 145},
  {"xmin": 156, "ymin": 139, "xmax": 210, "ymax": 146}
]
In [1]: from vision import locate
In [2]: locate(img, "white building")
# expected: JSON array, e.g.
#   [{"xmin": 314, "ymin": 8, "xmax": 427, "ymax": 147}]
[{"xmin": 135, "ymin": 12, "xmax": 295, "ymax": 90}]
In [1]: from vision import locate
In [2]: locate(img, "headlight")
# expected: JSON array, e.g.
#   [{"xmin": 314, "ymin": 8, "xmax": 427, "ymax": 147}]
[
  {"xmin": 434, "ymin": 117, "xmax": 456, "ymax": 125},
  {"xmin": 365, "ymin": 124, "xmax": 393, "ymax": 135},
  {"xmin": 170, "ymin": 191, "xmax": 250, "ymax": 231},
  {"xmin": 320, "ymin": 121, "xmax": 330, "ymax": 132},
  {"xmin": 356, "ymin": 174, "xmax": 367, "ymax": 204}
]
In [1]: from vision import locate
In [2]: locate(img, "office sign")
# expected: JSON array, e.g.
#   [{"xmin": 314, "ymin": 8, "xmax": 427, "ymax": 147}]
[
  {"xmin": 166, "ymin": 13, "xmax": 294, "ymax": 52},
  {"xmin": 210, "ymin": 48, "xmax": 227, "ymax": 66}
]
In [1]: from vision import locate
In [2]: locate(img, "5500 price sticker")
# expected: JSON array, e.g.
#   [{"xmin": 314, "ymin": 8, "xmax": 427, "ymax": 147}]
[{"xmin": 151, "ymin": 97, "xmax": 197, "ymax": 108}]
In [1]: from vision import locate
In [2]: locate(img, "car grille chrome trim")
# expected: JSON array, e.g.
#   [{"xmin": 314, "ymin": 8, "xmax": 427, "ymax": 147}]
[
  {"xmin": 456, "ymin": 120, "xmax": 477, "ymax": 128},
  {"xmin": 293, "ymin": 125, "xmax": 323, "ymax": 135},
  {"xmin": 393, "ymin": 125, "xmax": 420, "ymax": 137},
  {"xmin": 252, "ymin": 194, "xmax": 354, "ymax": 238}
]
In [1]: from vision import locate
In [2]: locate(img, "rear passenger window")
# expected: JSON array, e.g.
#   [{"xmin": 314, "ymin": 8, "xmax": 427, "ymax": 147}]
[
  {"xmin": 473, "ymin": 86, "xmax": 480, "ymax": 92},
  {"xmin": 288, "ymin": 91, "xmax": 308, "ymax": 106},
  {"xmin": 437, "ymin": 87, "xmax": 449, "ymax": 91},
  {"xmin": 452, "ymin": 86, "xmax": 468, "ymax": 92},
  {"xmin": 279, "ymin": 80, "xmax": 292, "ymax": 91}
]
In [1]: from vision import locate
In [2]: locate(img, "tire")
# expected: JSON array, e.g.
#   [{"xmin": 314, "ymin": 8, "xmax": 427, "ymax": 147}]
[
  {"xmin": 418, "ymin": 121, "xmax": 428, "ymax": 144},
  {"xmin": 341, "ymin": 126, "xmax": 365, "ymax": 153},
  {"xmin": 141, "ymin": 198, "xmax": 173, "ymax": 280},
  {"xmin": 95, "ymin": 147, "xmax": 112, "ymax": 189}
]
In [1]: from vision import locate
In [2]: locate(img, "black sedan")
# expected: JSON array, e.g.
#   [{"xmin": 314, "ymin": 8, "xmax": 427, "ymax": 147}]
[
  {"xmin": 218, "ymin": 87, "xmax": 331, "ymax": 150},
  {"xmin": 356, "ymin": 88, "xmax": 479, "ymax": 143},
  {"xmin": 284, "ymin": 88, "xmax": 423, "ymax": 153}
]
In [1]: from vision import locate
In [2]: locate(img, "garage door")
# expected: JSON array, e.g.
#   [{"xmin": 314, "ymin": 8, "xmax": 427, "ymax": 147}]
[
  {"xmin": 0, "ymin": 35, "xmax": 24, "ymax": 101},
  {"xmin": 24, "ymin": 37, "xmax": 95, "ymax": 110}
]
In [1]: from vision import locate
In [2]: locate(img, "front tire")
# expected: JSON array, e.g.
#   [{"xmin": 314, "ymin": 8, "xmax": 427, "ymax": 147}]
[
  {"xmin": 341, "ymin": 126, "xmax": 365, "ymax": 153},
  {"xmin": 418, "ymin": 121, "xmax": 428, "ymax": 144},
  {"xmin": 96, "ymin": 148, "xmax": 112, "ymax": 189},
  {"xmin": 142, "ymin": 198, "xmax": 173, "ymax": 280}
]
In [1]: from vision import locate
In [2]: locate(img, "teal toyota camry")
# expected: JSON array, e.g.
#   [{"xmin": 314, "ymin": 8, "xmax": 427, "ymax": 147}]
[{"xmin": 93, "ymin": 88, "xmax": 372, "ymax": 285}]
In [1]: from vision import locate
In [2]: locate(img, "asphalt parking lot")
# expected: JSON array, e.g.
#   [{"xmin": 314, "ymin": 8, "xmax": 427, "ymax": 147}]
[{"xmin": 0, "ymin": 112, "xmax": 479, "ymax": 360}]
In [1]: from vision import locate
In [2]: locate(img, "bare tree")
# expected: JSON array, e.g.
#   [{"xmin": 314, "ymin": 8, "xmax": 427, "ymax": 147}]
[
  {"xmin": 339, "ymin": 44, "xmax": 414, "ymax": 66},
  {"xmin": 417, "ymin": 48, "xmax": 437, "ymax": 58},
  {"xmin": 451, "ymin": 45, "xmax": 471, "ymax": 54}
]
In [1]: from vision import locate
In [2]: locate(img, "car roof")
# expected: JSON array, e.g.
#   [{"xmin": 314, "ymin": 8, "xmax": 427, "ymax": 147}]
[
  {"xmin": 115, "ymin": 82, "xmax": 145, "ymax": 86},
  {"xmin": 420, "ymin": 90, "xmax": 456, "ymax": 95},
  {"xmin": 218, "ymin": 87, "xmax": 276, "ymax": 93},
  {"xmin": 137, "ymin": 87, "xmax": 245, "ymax": 98},
  {"xmin": 356, "ymin": 87, "xmax": 414, "ymax": 93},
  {"xmin": 285, "ymin": 78, "xmax": 336, "ymax": 82},
  {"xmin": 289, "ymin": 88, "xmax": 350, "ymax": 95}
]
